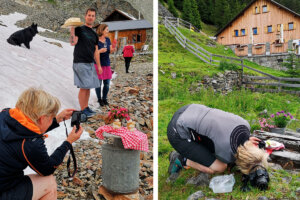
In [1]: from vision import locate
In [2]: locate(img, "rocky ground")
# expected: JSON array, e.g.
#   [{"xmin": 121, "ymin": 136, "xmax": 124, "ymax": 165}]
[
  {"xmin": 53, "ymin": 55, "xmax": 153, "ymax": 200},
  {"xmin": 0, "ymin": 0, "xmax": 150, "ymax": 43}
]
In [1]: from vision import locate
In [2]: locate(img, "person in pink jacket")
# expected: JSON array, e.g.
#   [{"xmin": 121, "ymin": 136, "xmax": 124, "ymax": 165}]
[{"xmin": 122, "ymin": 44, "xmax": 135, "ymax": 73}]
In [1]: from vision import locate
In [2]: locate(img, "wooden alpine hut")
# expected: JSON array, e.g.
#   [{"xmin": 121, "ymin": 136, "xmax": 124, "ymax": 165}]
[
  {"xmin": 99, "ymin": 9, "xmax": 153, "ymax": 50},
  {"xmin": 215, "ymin": 0, "xmax": 300, "ymax": 56}
]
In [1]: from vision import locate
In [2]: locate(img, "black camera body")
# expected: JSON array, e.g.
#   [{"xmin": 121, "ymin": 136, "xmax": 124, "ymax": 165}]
[
  {"xmin": 249, "ymin": 167, "xmax": 270, "ymax": 190},
  {"xmin": 71, "ymin": 111, "xmax": 87, "ymax": 131}
]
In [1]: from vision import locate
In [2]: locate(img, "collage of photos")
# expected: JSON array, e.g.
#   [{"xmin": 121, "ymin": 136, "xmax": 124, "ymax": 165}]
[{"xmin": 0, "ymin": 0, "xmax": 299, "ymax": 200}]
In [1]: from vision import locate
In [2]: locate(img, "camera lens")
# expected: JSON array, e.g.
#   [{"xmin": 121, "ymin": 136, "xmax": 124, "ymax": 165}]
[
  {"xmin": 80, "ymin": 113, "xmax": 87, "ymax": 122},
  {"xmin": 256, "ymin": 176, "xmax": 268, "ymax": 190}
]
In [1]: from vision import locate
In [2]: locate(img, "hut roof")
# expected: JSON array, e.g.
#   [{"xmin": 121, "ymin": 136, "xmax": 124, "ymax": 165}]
[
  {"xmin": 102, "ymin": 9, "xmax": 136, "ymax": 22},
  {"xmin": 103, "ymin": 19, "xmax": 152, "ymax": 31}
]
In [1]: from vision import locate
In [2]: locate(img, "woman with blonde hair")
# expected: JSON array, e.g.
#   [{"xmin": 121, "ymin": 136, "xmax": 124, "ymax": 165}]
[
  {"xmin": 94, "ymin": 23, "xmax": 117, "ymax": 106},
  {"xmin": 167, "ymin": 104, "xmax": 270, "ymax": 191},
  {"xmin": 0, "ymin": 88, "xmax": 83, "ymax": 199}
]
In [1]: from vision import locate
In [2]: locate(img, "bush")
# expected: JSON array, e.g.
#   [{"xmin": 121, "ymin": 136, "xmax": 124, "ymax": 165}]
[{"xmin": 219, "ymin": 61, "xmax": 239, "ymax": 71}]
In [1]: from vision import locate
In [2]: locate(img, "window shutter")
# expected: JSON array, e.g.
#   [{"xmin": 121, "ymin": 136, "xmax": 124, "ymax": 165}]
[
  {"xmin": 258, "ymin": 6, "xmax": 260, "ymax": 13},
  {"xmin": 294, "ymin": 23, "xmax": 296, "ymax": 30},
  {"xmin": 253, "ymin": 7, "xmax": 256, "ymax": 14},
  {"xmin": 232, "ymin": 30, "xmax": 235, "ymax": 37},
  {"xmin": 264, "ymin": 26, "xmax": 267, "ymax": 33},
  {"xmin": 267, "ymin": 5, "xmax": 269, "ymax": 12},
  {"xmin": 257, "ymin": 27, "xmax": 259, "ymax": 34},
  {"xmin": 245, "ymin": 29, "xmax": 247, "ymax": 36},
  {"xmin": 271, "ymin": 25, "xmax": 273, "ymax": 32},
  {"xmin": 284, "ymin": 24, "xmax": 287, "ymax": 31},
  {"xmin": 277, "ymin": 24, "xmax": 280, "ymax": 32}
]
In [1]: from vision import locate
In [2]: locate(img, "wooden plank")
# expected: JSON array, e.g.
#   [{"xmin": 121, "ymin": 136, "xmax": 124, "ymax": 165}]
[
  {"xmin": 243, "ymin": 65, "xmax": 280, "ymax": 80},
  {"xmin": 212, "ymin": 54, "xmax": 242, "ymax": 61},
  {"xmin": 175, "ymin": 36, "xmax": 186, "ymax": 49},
  {"xmin": 256, "ymin": 131, "xmax": 300, "ymax": 141},
  {"xmin": 186, "ymin": 43, "xmax": 210, "ymax": 61},
  {"xmin": 249, "ymin": 88, "xmax": 300, "ymax": 95},
  {"xmin": 186, "ymin": 46, "xmax": 210, "ymax": 63},
  {"xmin": 244, "ymin": 76, "xmax": 300, "ymax": 82},
  {"xmin": 244, "ymin": 81, "xmax": 300, "ymax": 88},
  {"xmin": 186, "ymin": 39, "xmax": 212, "ymax": 55}
]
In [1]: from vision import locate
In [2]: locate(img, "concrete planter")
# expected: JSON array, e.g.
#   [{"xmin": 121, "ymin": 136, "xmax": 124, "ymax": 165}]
[{"xmin": 270, "ymin": 127, "xmax": 286, "ymax": 134}]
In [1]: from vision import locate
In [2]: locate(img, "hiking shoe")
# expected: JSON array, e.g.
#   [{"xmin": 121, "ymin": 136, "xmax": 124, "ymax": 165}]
[
  {"xmin": 168, "ymin": 151, "xmax": 183, "ymax": 175},
  {"xmin": 87, "ymin": 107, "xmax": 96, "ymax": 114},
  {"xmin": 82, "ymin": 107, "xmax": 96, "ymax": 118},
  {"xmin": 98, "ymin": 99, "xmax": 104, "ymax": 107},
  {"xmin": 103, "ymin": 99, "xmax": 109, "ymax": 106}
]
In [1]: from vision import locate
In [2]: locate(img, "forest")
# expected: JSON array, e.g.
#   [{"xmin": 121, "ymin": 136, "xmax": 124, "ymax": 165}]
[{"xmin": 161, "ymin": 0, "xmax": 300, "ymax": 30}]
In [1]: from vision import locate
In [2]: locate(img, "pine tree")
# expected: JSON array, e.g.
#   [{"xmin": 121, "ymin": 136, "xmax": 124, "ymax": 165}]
[
  {"xmin": 182, "ymin": 0, "xmax": 193, "ymax": 22},
  {"xmin": 168, "ymin": 0, "xmax": 178, "ymax": 17},
  {"xmin": 190, "ymin": 0, "xmax": 201, "ymax": 29},
  {"xmin": 173, "ymin": 0, "xmax": 183, "ymax": 10}
]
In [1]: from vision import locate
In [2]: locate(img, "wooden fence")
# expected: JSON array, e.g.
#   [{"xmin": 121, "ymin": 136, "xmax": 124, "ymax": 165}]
[{"xmin": 161, "ymin": 16, "xmax": 300, "ymax": 95}]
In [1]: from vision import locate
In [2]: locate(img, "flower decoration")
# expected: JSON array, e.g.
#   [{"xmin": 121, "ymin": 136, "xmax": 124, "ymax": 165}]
[
  {"xmin": 106, "ymin": 107, "xmax": 130, "ymax": 124},
  {"xmin": 271, "ymin": 110, "xmax": 293, "ymax": 128},
  {"xmin": 259, "ymin": 118, "xmax": 275, "ymax": 131}
]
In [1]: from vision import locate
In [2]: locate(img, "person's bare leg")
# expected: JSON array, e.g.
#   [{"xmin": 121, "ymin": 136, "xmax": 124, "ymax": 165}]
[
  {"xmin": 78, "ymin": 88, "xmax": 90, "ymax": 110},
  {"xmin": 186, "ymin": 159, "xmax": 227, "ymax": 174},
  {"xmin": 28, "ymin": 174, "xmax": 57, "ymax": 200}
]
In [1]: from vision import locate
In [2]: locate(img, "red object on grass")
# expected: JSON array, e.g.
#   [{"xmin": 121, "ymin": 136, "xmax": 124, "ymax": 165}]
[{"xmin": 95, "ymin": 125, "xmax": 149, "ymax": 152}]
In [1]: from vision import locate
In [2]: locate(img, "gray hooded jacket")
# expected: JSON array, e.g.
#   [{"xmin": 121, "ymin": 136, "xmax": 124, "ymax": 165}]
[{"xmin": 176, "ymin": 104, "xmax": 250, "ymax": 163}]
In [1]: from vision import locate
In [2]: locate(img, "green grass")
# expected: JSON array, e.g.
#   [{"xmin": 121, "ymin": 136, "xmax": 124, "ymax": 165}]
[{"xmin": 158, "ymin": 22, "xmax": 300, "ymax": 199}]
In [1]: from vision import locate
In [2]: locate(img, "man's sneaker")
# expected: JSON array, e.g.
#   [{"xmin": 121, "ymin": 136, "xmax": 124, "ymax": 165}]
[
  {"xmin": 82, "ymin": 107, "xmax": 96, "ymax": 118},
  {"xmin": 103, "ymin": 99, "xmax": 109, "ymax": 106},
  {"xmin": 87, "ymin": 107, "xmax": 96, "ymax": 114},
  {"xmin": 98, "ymin": 99, "xmax": 104, "ymax": 107},
  {"xmin": 168, "ymin": 151, "xmax": 183, "ymax": 175}
]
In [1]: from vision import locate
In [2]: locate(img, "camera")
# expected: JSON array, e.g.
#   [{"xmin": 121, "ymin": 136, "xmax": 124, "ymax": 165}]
[
  {"xmin": 249, "ymin": 166, "xmax": 269, "ymax": 190},
  {"xmin": 71, "ymin": 111, "xmax": 87, "ymax": 131}
]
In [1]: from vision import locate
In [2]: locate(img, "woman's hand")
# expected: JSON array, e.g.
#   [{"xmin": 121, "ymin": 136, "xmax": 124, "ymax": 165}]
[
  {"xmin": 66, "ymin": 126, "xmax": 83, "ymax": 144},
  {"xmin": 56, "ymin": 109, "xmax": 75, "ymax": 123},
  {"xmin": 249, "ymin": 136, "xmax": 261, "ymax": 145},
  {"xmin": 98, "ymin": 65, "xmax": 103, "ymax": 74},
  {"xmin": 99, "ymin": 48, "xmax": 107, "ymax": 53}
]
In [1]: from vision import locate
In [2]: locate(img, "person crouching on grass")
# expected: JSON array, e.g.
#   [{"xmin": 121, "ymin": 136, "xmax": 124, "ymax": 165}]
[
  {"xmin": 167, "ymin": 104, "xmax": 269, "ymax": 190},
  {"xmin": 0, "ymin": 88, "xmax": 83, "ymax": 200}
]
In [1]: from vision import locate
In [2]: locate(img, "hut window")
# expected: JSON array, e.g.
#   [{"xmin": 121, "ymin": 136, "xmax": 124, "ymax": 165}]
[
  {"xmin": 241, "ymin": 29, "xmax": 246, "ymax": 36},
  {"xmin": 267, "ymin": 25, "xmax": 272, "ymax": 33},
  {"xmin": 137, "ymin": 34, "xmax": 141, "ymax": 43},
  {"xmin": 262, "ymin": 5, "xmax": 268, "ymax": 13},
  {"xmin": 132, "ymin": 34, "xmax": 142, "ymax": 43},
  {"xmin": 235, "ymin": 30, "xmax": 239, "ymax": 37},
  {"xmin": 132, "ymin": 34, "xmax": 137, "ymax": 43},
  {"xmin": 253, "ymin": 27, "xmax": 258, "ymax": 35},
  {"xmin": 288, "ymin": 22, "xmax": 294, "ymax": 30},
  {"xmin": 255, "ymin": 6, "xmax": 259, "ymax": 14}
]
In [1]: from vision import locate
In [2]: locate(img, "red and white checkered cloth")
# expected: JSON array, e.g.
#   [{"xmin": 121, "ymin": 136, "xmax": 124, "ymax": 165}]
[{"xmin": 95, "ymin": 125, "xmax": 149, "ymax": 152}]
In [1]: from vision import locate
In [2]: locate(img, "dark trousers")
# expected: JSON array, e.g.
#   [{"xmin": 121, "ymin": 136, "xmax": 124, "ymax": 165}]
[
  {"xmin": 95, "ymin": 79, "xmax": 110, "ymax": 101},
  {"xmin": 124, "ymin": 57, "xmax": 132, "ymax": 73}
]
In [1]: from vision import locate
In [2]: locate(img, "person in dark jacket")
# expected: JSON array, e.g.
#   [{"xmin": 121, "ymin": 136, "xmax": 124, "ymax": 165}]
[
  {"xmin": 167, "ymin": 104, "xmax": 268, "ymax": 177},
  {"xmin": 0, "ymin": 88, "xmax": 83, "ymax": 200}
]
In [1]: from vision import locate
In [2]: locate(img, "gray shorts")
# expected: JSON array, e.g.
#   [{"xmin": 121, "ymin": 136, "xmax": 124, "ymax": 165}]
[{"xmin": 73, "ymin": 63, "xmax": 100, "ymax": 89}]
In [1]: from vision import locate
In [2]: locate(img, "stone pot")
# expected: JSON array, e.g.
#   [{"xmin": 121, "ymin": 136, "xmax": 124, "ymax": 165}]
[{"xmin": 270, "ymin": 127, "xmax": 286, "ymax": 134}]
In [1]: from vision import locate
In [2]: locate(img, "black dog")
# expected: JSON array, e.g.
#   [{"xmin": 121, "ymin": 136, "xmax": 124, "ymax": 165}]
[{"xmin": 7, "ymin": 23, "xmax": 38, "ymax": 49}]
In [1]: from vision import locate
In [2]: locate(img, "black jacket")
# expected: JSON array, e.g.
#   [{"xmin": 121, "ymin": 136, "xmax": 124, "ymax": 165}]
[{"xmin": 0, "ymin": 109, "xmax": 72, "ymax": 193}]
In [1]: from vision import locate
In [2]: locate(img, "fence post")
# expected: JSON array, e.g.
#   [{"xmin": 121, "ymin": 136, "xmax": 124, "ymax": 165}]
[
  {"xmin": 164, "ymin": 16, "xmax": 166, "ymax": 26},
  {"xmin": 183, "ymin": 37, "xmax": 186, "ymax": 49},
  {"xmin": 210, "ymin": 54, "xmax": 212, "ymax": 65},
  {"xmin": 177, "ymin": 18, "xmax": 179, "ymax": 27},
  {"xmin": 241, "ymin": 59, "xmax": 244, "ymax": 88},
  {"xmin": 190, "ymin": 23, "xmax": 192, "ymax": 31}
]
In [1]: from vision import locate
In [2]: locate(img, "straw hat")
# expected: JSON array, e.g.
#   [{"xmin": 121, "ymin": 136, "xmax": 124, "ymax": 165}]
[{"xmin": 61, "ymin": 18, "xmax": 84, "ymax": 28}]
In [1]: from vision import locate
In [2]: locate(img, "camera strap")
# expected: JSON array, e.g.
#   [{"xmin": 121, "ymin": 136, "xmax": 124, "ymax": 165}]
[{"xmin": 63, "ymin": 120, "xmax": 77, "ymax": 178}]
